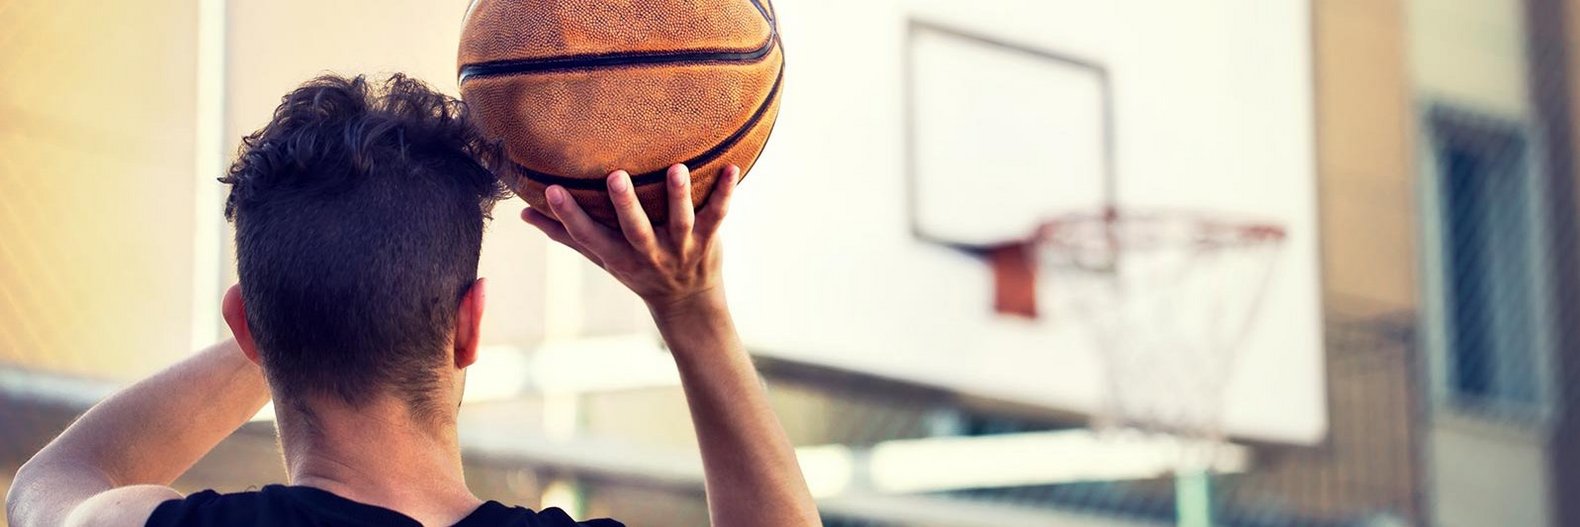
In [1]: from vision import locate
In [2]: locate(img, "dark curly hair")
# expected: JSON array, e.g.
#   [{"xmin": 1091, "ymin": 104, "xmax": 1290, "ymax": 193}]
[{"xmin": 221, "ymin": 73, "xmax": 507, "ymax": 416}]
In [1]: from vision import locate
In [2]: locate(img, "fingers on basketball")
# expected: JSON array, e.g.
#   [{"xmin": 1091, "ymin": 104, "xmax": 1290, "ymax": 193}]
[{"xmin": 697, "ymin": 165, "xmax": 740, "ymax": 240}]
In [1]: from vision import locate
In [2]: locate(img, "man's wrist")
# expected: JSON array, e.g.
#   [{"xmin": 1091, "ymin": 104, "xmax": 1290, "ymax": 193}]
[
  {"xmin": 644, "ymin": 287, "xmax": 729, "ymax": 326},
  {"xmin": 645, "ymin": 287, "xmax": 746, "ymax": 366}
]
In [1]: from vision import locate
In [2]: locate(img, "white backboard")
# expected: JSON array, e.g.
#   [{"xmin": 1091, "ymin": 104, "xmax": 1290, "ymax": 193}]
[{"xmin": 726, "ymin": 0, "xmax": 1325, "ymax": 445}]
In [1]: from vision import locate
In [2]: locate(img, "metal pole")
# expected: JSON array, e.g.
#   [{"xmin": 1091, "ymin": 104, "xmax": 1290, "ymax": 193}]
[{"xmin": 1176, "ymin": 468, "xmax": 1214, "ymax": 527}]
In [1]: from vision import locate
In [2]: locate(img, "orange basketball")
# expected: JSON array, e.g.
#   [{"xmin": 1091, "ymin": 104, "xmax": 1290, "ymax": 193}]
[{"xmin": 457, "ymin": 0, "xmax": 784, "ymax": 227}]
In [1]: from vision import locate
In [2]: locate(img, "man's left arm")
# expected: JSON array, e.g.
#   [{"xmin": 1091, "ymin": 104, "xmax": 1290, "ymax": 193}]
[{"xmin": 5, "ymin": 337, "xmax": 270, "ymax": 527}]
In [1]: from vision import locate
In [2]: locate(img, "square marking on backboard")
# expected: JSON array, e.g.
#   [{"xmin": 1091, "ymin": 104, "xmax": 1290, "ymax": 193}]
[{"xmin": 907, "ymin": 22, "xmax": 1111, "ymax": 247}]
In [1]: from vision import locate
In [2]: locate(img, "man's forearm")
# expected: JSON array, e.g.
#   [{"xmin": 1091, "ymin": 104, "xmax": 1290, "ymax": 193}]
[
  {"xmin": 7, "ymin": 339, "xmax": 270, "ymax": 525},
  {"xmin": 651, "ymin": 292, "xmax": 820, "ymax": 527}
]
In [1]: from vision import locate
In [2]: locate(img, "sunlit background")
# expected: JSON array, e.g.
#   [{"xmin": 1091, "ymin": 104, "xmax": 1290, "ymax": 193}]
[{"xmin": 2, "ymin": 0, "xmax": 1577, "ymax": 526}]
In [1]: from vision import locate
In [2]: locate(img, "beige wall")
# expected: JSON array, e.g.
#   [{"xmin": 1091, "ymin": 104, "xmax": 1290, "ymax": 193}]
[
  {"xmin": 0, "ymin": 1, "xmax": 201, "ymax": 379},
  {"xmin": 1317, "ymin": 0, "xmax": 1420, "ymax": 316}
]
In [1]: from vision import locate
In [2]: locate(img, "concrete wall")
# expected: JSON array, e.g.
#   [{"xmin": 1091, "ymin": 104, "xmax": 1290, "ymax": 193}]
[{"xmin": 1430, "ymin": 417, "xmax": 1551, "ymax": 526}]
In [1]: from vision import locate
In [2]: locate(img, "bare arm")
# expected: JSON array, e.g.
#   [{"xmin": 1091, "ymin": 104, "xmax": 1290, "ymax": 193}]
[
  {"xmin": 521, "ymin": 164, "xmax": 821, "ymax": 527},
  {"xmin": 650, "ymin": 292, "xmax": 819, "ymax": 527},
  {"xmin": 6, "ymin": 338, "xmax": 271, "ymax": 527}
]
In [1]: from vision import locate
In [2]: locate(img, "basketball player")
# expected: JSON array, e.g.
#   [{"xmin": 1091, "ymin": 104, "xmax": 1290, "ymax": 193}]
[{"xmin": 5, "ymin": 74, "xmax": 820, "ymax": 527}]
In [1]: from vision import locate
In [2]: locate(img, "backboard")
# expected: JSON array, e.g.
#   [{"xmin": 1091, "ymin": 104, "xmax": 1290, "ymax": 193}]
[{"xmin": 725, "ymin": 0, "xmax": 1325, "ymax": 445}]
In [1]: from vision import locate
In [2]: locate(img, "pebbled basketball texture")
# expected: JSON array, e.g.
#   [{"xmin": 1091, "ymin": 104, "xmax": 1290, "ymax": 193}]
[{"xmin": 458, "ymin": 0, "xmax": 783, "ymax": 228}]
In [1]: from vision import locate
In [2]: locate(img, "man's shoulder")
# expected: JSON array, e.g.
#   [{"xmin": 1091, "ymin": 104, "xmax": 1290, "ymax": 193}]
[
  {"xmin": 62, "ymin": 485, "xmax": 184, "ymax": 527},
  {"xmin": 143, "ymin": 486, "xmax": 278, "ymax": 527}
]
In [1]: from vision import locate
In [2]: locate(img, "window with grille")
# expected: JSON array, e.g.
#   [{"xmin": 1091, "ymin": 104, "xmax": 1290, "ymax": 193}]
[{"xmin": 1425, "ymin": 106, "xmax": 1552, "ymax": 419}]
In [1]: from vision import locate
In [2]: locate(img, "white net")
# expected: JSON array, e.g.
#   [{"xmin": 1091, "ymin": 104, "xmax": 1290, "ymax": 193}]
[{"xmin": 1036, "ymin": 209, "xmax": 1286, "ymax": 471}]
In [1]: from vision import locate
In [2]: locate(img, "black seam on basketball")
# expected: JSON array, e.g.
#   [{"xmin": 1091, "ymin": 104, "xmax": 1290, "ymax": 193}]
[
  {"xmin": 460, "ymin": 4, "xmax": 778, "ymax": 84},
  {"xmin": 459, "ymin": 41, "xmax": 773, "ymax": 82},
  {"xmin": 736, "ymin": 81, "xmax": 781, "ymax": 188},
  {"xmin": 512, "ymin": 62, "xmax": 783, "ymax": 190},
  {"xmin": 747, "ymin": 0, "xmax": 774, "ymax": 25}
]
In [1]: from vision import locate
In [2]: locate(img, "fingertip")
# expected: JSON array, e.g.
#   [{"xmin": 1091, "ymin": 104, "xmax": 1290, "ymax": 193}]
[
  {"xmin": 547, "ymin": 186, "xmax": 568, "ymax": 206},
  {"xmin": 669, "ymin": 164, "xmax": 689, "ymax": 187},
  {"xmin": 607, "ymin": 171, "xmax": 631, "ymax": 193},
  {"xmin": 719, "ymin": 166, "xmax": 741, "ymax": 193}
]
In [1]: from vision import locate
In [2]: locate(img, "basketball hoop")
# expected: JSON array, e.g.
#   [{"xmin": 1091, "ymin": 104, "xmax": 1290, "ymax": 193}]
[{"xmin": 1035, "ymin": 207, "xmax": 1286, "ymax": 473}]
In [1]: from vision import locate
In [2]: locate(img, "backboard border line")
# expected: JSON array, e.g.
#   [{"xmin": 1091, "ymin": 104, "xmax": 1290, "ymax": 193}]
[{"xmin": 902, "ymin": 18, "xmax": 1118, "ymax": 254}]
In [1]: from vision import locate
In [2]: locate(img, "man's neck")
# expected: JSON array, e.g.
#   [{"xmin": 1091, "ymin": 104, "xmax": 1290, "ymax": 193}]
[{"xmin": 276, "ymin": 396, "xmax": 481, "ymax": 526}]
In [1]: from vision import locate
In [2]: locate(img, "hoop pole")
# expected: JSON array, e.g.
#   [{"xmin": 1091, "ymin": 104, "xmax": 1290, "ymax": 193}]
[{"xmin": 1176, "ymin": 468, "xmax": 1214, "ymax": 527}]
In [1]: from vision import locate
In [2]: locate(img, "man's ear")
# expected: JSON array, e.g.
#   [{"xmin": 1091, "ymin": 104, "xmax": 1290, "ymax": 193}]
[
  {"xmin": 454, "ymin": 278, "xmax": 485, "ymax": 370},
  {"xmin": 222, "ymin": 284, "xmax": 263, "ymax": 366}
]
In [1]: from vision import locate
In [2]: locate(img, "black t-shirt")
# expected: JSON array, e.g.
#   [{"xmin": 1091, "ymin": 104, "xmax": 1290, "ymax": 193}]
[{"xmin": 146, "ymin": 485, "xmax": 624, "ymax": 527}]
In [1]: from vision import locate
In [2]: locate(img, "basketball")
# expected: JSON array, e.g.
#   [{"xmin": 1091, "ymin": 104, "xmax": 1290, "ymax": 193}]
[{"xmin": 457, "ymin": 0, "xmax": 784, "ymax": 227}]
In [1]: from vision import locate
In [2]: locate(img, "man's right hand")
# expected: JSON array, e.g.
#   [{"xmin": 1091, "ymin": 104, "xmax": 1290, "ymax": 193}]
[{"xmin": 520, "ymin": 163, "xmax": 739, "ymax": 314}]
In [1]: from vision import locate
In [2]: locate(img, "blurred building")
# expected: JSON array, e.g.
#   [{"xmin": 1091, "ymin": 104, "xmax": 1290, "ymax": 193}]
[{"xmin": 4, "ymin": 0, "xmax": 1580, "ymax": 526}]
